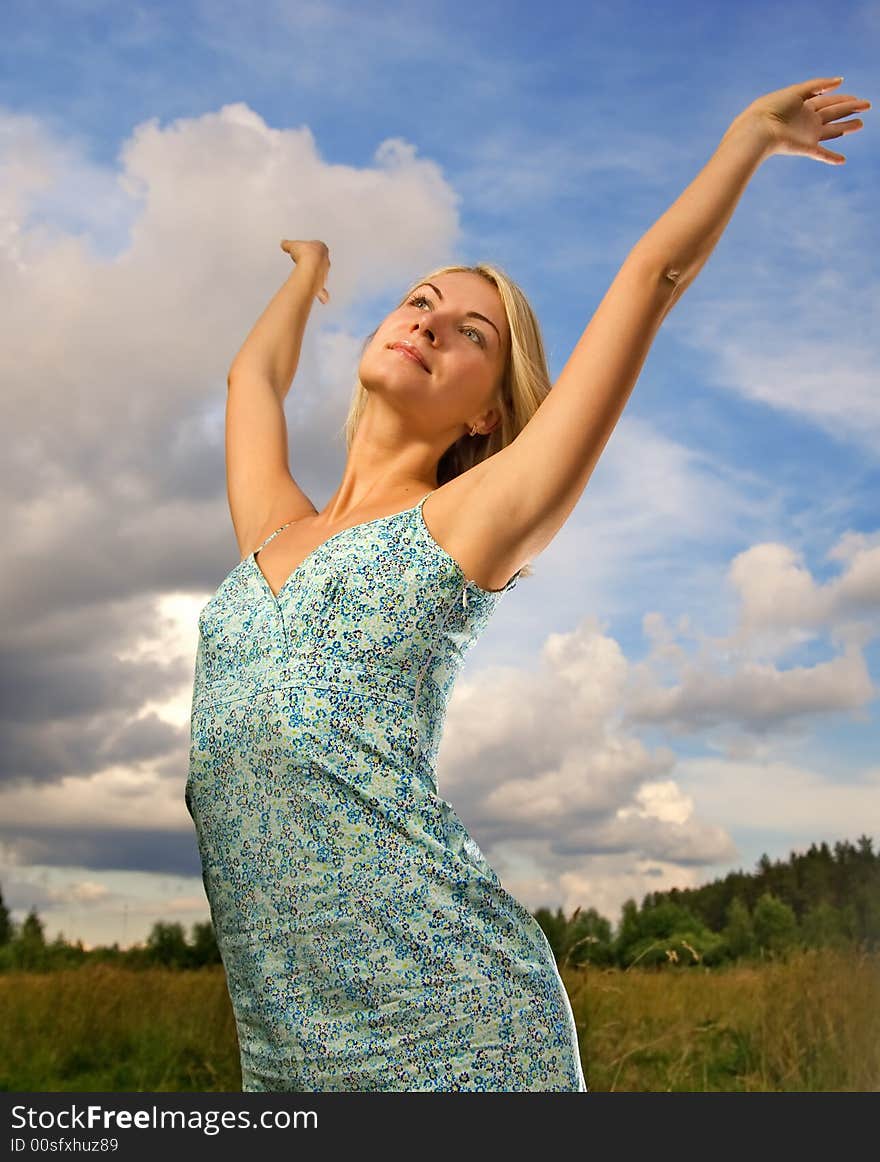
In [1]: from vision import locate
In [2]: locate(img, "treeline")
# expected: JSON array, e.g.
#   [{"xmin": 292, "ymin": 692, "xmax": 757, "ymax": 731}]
[
  {"xmin": 534, "ymin": 835, "xmax": 880, "ymax": 969},
  {"xmin": 0, "ymin": 898, "xmax": 222, "ymax": 973},
  {"xmin": 0, "ymin": 835, "xmax": 876, "ymax": 973}
]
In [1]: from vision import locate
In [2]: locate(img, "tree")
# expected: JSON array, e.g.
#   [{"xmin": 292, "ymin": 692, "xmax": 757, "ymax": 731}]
[
  {"xmin": 190, "ymin": 920, "xmax": 222, "ymax": 966},
  {"xmin": 753, "ymin": 891, "xmax": 798, "ymax": 957},
  {"xmin": 13, "ymin": 907, "xmax": 48, "ymax": 969},
  {"xmin": 801, "ymin": 900, "xmax": 849, "ymax": 950},
  {"xmin": 614, "ymin": 899, "xmax": 642, "ymax": 966},
  {"xmin": 0, "ymin": 885, "xmax": 12, "ymax": 944},
  {"xmin": 533, "ymin": 906, "xmax": 573, "ymax": 961},
  {"xmin": 559, "ymin": 907, "xmax": 613, "ymax": 968},
  {"xmin": 637, "ymin": 900, "xmax": 704, "ymax": 941},
  {"xmin": 145, "ymin": 921, "xmax": 190, "ymax": 968},
  {"xmin": 722, "ymin": 896, "xmax": 757, "ymax": 959}
]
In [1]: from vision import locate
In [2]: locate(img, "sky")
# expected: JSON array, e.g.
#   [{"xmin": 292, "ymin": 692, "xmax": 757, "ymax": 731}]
[{"xmin": 1, "ymin": 0, "xmax": 878, "ymax": 950}]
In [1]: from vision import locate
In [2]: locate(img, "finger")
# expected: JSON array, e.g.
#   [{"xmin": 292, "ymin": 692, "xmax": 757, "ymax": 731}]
[
  {"xmin": 802, "ymin": 75, "xmax": 844, "ymax": 97},
  {"xmin": 816, "ymin": 97, "xmax": 871, "ymax": 119},
  {"xmin": 820, "ymin": 119, "xmax": 864, "ymax": 140},
  {"xmin": 813, "ymin": 146, "xmax": 846, "ymax": 164},
  {"xmin": 826, "ymin": 107, "xmax": 871, "ymax": 128}
]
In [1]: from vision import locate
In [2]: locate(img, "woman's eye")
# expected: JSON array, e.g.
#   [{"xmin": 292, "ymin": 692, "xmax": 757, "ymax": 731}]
[{"xmin": 408, "ymin": 295, "xmax": 484, "ymax": 346}]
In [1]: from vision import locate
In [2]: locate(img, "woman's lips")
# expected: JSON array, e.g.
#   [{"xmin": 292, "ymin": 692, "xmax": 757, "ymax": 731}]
[{"xmin": 392, "ymin": 345, "xmax": 428, "ymax": 370}]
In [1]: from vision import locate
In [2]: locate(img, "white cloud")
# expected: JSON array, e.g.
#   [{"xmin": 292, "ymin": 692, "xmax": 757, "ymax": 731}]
[
  {"xmin": 438, "ymin": 527, "xmax": 879, "ymax": 919},
  {"xmin": 439, "ymin": 618, "xmax": 737, "ymax": 888},
  {"xmin": 0, "ymin": 99, "xmax": 462, "ymax": 781},
  {"xmin": 56, "ymin": 880, "xmax": 112, "ymax": 907},
  {"xmin": 623, "ymin": 532, "xmax": 879, "ymax": 736},
  {"xmin": 663, "ymin": 170, "xmax": 880, "ymax": 451},
  {"xmin": 0, "ymin": 765, "xmax": 189, "ymax": 832},
  {"xmin": 621, "ymin": 779, "xmax": 694, "ymax": 824},
  {"xmin": 0, "ymin": 101, "xmax": 460, "ymax": 509},
  {"xmin": 676, "ymin": 757, "xmax": 880, "ymax": 836}
]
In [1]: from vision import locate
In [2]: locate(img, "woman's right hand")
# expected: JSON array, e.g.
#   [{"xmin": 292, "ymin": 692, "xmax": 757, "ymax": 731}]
[{"xmin": 280, "ymin": 239, "xmax": 331, "ymax": 304}]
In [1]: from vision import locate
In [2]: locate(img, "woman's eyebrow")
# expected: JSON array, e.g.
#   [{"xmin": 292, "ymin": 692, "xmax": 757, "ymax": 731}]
[{"xmin": 415, "ymin": 282, "xmax": 501, "ymax": 343}]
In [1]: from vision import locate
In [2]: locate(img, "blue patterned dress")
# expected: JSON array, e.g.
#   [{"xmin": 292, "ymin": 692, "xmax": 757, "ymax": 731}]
[{"xmin": 186, "ymin": 489, "xmax": 587, "ymax": 1092}]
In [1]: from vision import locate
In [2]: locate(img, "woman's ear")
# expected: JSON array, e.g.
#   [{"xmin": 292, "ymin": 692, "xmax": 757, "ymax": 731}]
[{"xmin": 485, "ymin": 407, "xmax": 503, "ymax": 436}]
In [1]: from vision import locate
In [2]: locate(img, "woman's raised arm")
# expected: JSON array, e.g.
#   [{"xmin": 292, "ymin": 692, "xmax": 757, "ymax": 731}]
[
  {"xmin": 225, "ymin": 241, "xmax": 330, "ymax": 559},
  {"xmin": 479, "ymin": 77, "xmax": 870, "ymax": 572}
]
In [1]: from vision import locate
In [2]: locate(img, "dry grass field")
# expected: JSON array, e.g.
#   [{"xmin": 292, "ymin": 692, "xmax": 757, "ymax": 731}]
[{"xmin": 1, "ymin": 948, "xmax": 877, "ymax": 1091}]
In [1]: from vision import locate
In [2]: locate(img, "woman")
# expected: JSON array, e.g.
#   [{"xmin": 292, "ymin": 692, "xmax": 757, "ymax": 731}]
[{"xmin": 186, "ymin": 77, "xmax": 869, "ymax": 1092}]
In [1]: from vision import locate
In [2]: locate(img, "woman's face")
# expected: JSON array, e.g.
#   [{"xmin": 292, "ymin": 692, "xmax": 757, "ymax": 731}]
[{"xmin": 358, "ymin": 271, "xmax": 510, "ymax": 438}]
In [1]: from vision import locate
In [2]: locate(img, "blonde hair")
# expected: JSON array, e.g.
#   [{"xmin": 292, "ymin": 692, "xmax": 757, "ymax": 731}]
[{"xmin": 340, "ymin": 262, "xmax": 552, "ymax": 580}]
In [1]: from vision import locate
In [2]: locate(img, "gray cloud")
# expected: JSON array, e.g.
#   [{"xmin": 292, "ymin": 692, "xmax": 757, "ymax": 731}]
[
  {"xmin": 1, "ymin": 101, "xmax": 458, "ymax": 809},
  {"xmin": 0, "ymin": 826, "xmax": 201, "ymax": 879}
]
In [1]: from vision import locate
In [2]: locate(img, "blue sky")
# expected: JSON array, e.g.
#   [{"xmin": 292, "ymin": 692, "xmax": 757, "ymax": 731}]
[{"xmin": 0, "ymin": 0, "xmax": 877, "ymax": 948}]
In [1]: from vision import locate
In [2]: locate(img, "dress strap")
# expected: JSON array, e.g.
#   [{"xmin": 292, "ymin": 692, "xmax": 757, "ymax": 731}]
[
  {"xmin": 254, "ymin": 519, "xmax": 295, "ymax": 555},
  {"xmin": 416, "ymin": 488, "xmax": 520, "ymax": 604}
]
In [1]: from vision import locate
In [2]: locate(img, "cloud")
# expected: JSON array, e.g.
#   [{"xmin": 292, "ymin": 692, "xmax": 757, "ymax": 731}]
[
  {"xmin": 437, "ymin": 615, "xmax": 738, "ymax": 896},
  {"xmin": 434, "ymin": 529, "xmax": 879, "ymax": 919},
  {"xmin": 624, "ymin": 532, "xmax": 879, "ymax": 738},
  {"xmin": 662, "ymin": 173, "xmax": 880, "ymax": 452},
  {"xmin": 0, "ymin": 100, "xmax": 460, "ymax": 802},
  {"xmin": 675, "ymin": 757, "xmax": 880, "ymax": 837},
  {"xmin": 0, "ymin": 827, "xmax": 200, "ymax": 880}
]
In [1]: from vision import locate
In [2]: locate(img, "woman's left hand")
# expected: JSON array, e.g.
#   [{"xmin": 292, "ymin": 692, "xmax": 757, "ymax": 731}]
[{"xmin": 743, "ymin": 76, "xmax": 871, "ymax": 165}]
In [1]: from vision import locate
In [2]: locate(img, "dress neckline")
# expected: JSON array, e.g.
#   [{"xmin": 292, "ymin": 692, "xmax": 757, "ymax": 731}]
[
  {"xmin": 251, "ymin": 493, "xmax": 434, "ymax": 601},
  {"xmin": 249, "ymin": 488, "xmax": 520, "ymax": 602}
]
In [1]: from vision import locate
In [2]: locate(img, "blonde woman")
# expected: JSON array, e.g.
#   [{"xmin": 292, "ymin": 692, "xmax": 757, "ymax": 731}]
[{"xmin": 186, "ymin": 77, "xmax": 869, "ymax": 1092}]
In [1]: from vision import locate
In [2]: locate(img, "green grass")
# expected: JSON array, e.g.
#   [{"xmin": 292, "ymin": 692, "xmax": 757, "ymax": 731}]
[
  {"xmin": 0, "ymin": 964, "xmax": 239, "ymax": 1092},
  {"xmin": 1, "ymin": 949, "xmax": 877, "ymax": 1091}
]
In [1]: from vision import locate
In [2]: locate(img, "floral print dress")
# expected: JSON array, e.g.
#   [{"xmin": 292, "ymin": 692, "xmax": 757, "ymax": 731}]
[{"xmin": 186, "ymin": 490, "xmax": 587, "ymax": 1092}]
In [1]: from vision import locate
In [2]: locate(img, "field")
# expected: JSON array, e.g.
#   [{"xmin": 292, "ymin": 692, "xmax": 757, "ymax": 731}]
[{"xmin": 1, "ymin": 949, "xmax": 877, "ymax": 1091}]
